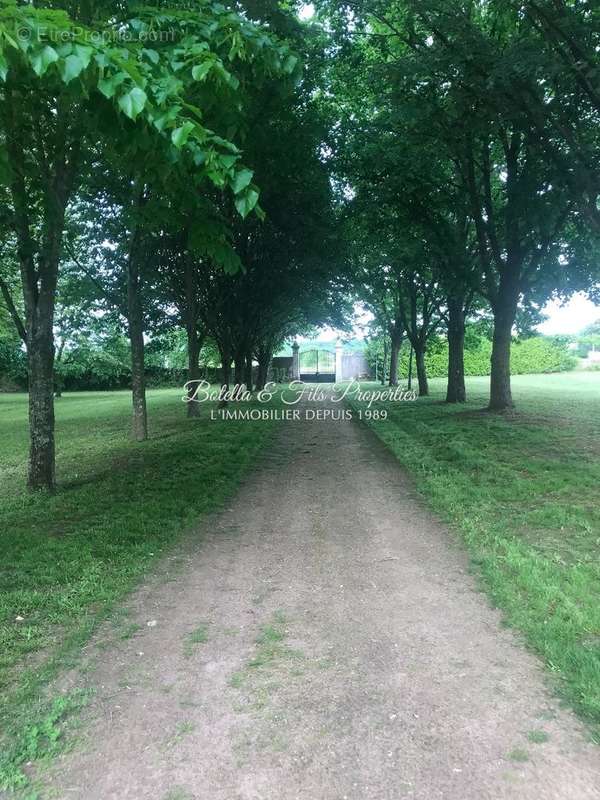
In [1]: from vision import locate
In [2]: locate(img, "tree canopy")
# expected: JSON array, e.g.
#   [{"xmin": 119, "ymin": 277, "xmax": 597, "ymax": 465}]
[{"xmin": 1, "ymin": 0, "xmax": 599, "ymax": 491}]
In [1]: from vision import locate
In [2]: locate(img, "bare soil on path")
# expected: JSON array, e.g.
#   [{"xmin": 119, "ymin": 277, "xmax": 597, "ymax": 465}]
[{"xmin": 38, "ymin": 397, "xmax": 599, "ymax": 799}]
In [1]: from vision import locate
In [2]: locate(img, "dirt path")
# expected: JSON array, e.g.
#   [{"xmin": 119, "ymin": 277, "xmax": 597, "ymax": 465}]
[{"xmin": 40, "ymin": 397, "xmax": 599, "ymax": 800}]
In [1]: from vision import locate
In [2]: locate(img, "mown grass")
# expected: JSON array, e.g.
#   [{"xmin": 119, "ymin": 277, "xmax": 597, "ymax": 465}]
[
  {"xmin": 0, "ymin": 388, "xmax": 280, "ymax": 791},
  {"xmin": 350, "ymin": 372, "xmax": 600, "ymax": 739}
]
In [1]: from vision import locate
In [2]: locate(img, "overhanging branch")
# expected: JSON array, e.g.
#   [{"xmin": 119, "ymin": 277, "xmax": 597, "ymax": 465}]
[{"xmin": 0, "ymin": 274, "xmax": 27, "ymax": 342}]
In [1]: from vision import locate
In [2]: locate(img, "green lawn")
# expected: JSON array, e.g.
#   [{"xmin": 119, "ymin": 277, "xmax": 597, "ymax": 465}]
[
  {"xmin": 2, "ymin": 374, "xmax": 599, "ymax": 790},
  {"xmin": 350, "ymin": 372, "xmax": 600, "ymax": 739},
  {"xmin": 0, "ymin": 388, "xmax": 280, "ymax": 791}
]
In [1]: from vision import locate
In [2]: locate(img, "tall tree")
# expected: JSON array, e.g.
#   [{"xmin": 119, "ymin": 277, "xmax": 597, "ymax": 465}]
[
  {"xmin": 0, "ymin": 0, "xmax": 293, "ymax": 486},
  {"xmin": 317, "ymin": 0, "xmax": 590, "ymax": 410}
]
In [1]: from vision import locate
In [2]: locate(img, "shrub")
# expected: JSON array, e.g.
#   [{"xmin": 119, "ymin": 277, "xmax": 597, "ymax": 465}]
[
  {"xmin": 57, "ymin": 344, "xmax": 131, "ymax": 391},
  {"xmin": 510, "ymin": 337, "xmax": 577, "ymax": 374},
  {"xmin": 396, "ymin": 334, "xmax": 576, "ymax": 379}
]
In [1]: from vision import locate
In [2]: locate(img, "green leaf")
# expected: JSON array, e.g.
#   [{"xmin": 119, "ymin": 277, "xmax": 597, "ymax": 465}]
[
  {"xmin": 234, "ymin": 188, "xmax": 259, "ymax": 218},
  {"xmin": 232, "ymin": 167, "xmax": 253, "ymax": 194},
  {"xmin": 74, "ymin": 45, "xmax": 93, "ymax": 69},
  {"xmin": 192, "ymin": 61, "xmax": 213, "ymax": 81},
  {"xmin": 2, "ymin": 31, "xmax": 19, "ymax": 51},
  {"xmin": 59, "ymin": 53, "xmax": 85, "ymax": 84},
  {"xmin": 171, "ymin": 121, "xmax": 195, "ymax": 148},
  {"xmin": 98, "ymin": 72, "xmax": 126, "ymax": 99},
  {"xmin": 220, "ymin": 247, "xmax": 242, "ymax": 274},
  {"xmin": 210, "ymin": 135, "xmax": 239, "ymax": 154},
  {"xmin": 206, "ymin": 169, "xmax": 226, "ymax": 187},
  {"xmin": 118, "ymin": 87, "xmax": 147, "ymax": 120},
  {"xmin": 0, "ymin": 50, "xmax": 9, "ymax": 81},
  {"xmin": 56, "ymin": 43, "xmax": 74, "ymax": 58},
  {"xmin": 94, "ymin": 52, "xmax": 109, "ymax": 68},
  {"xmin": 213, "ymin": 61, "xmax": 239, "ymax": 89},
  {"xmin": 283, "ymin": 54, "xmax": 298, "ymax": 74},
  {"xmin": 152, "ymin": 113, "xmax": 168, "ymax": 132},
  {"xmin": 31, "ymin": 45, "xmax": 58, "ymax": 77},
  {"xmin": 142, "ymin": 48, "xmax": 160, "ymax": 65},
  {"xmin": 220, "ymin": 154, "xmax": 238, "ymax": 169},
  {"xmin": 151, "ymin": 105, "xmax": 181, "ymax": 132}
]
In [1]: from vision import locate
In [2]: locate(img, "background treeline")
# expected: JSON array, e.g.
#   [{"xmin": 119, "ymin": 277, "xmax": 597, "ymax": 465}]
[
  {"xmin": 570, "ymin": 319, "xmax": 600, "ymax": 360},
  {"xmin": 0, "ymin": 327, "xmax": 222, "ymax": 391},
  {"xmin": 0, "ymin": 325, "xmax": 579, "ymax": 392}
]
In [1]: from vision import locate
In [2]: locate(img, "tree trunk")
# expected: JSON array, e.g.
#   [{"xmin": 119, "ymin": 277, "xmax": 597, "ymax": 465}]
[
  {"xmin": 219, "ymin": 344, "xmax": 232, "ymax": 407},
  {"xmin": 27, "ymin": 321, "xmax": 56, "ymax": 490},
  {"xmin": 22, "ymin": 205, "xmax": 63, "ymax": 491},
  {"xmin": 127, "ymin": 252, "xmax": 147, "ymax": 441},
  {"xmin": 234, "ymin": 355, "xmax": 244, "ymax": 387},
  {"xmin": 415, "ymin": 347, "xmax": 429, "ymax": 397},
  {"xmin": 255, "ymin": 349, "xmax": 271, "ymax": 391},
  {"xmin": 388, "ymin": 328, "xmax": 403, "ymax": 387},
  {"xmin": 5, "ymin": 88, "xmax": 78, "ymax": 490},
  {"xmin": 184, "ymin": 255, "xmax": 203, "ymax": 418},
  {"xmin": 244, "ymin": 353, "xmax": 253, "ymax": 392},
  {"xmin": 186, "ymin": 323, "xmax": 203, "ymax": 418},
  {"xmin": 446, "ymin": 293, "xmax": 466, "ymax": 403},
  {"xmin": 489, "ymin": 293, "xmax": 517, "ymax": 411},
  {"xmin": 221, "ymin": 360, "xmax": 231, "ymax": 388},
  {"xmin": 6, "ymin": 98, "xmax": 58, "ymax": 490}
]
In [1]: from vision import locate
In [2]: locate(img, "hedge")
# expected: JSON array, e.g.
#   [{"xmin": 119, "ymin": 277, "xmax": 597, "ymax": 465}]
[{"xmin": 398, "ymin": 335, "xmax": 576, "ymax": 379}]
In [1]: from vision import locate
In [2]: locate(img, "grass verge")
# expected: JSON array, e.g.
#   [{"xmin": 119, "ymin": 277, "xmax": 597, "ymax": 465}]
[
  {"xmin": 0, "ymin": 387, "xmax": 280, "ymax": 791},
  {"xmin": 349, "ymin": 372, "xmax": 600, "ymax": 740}
]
